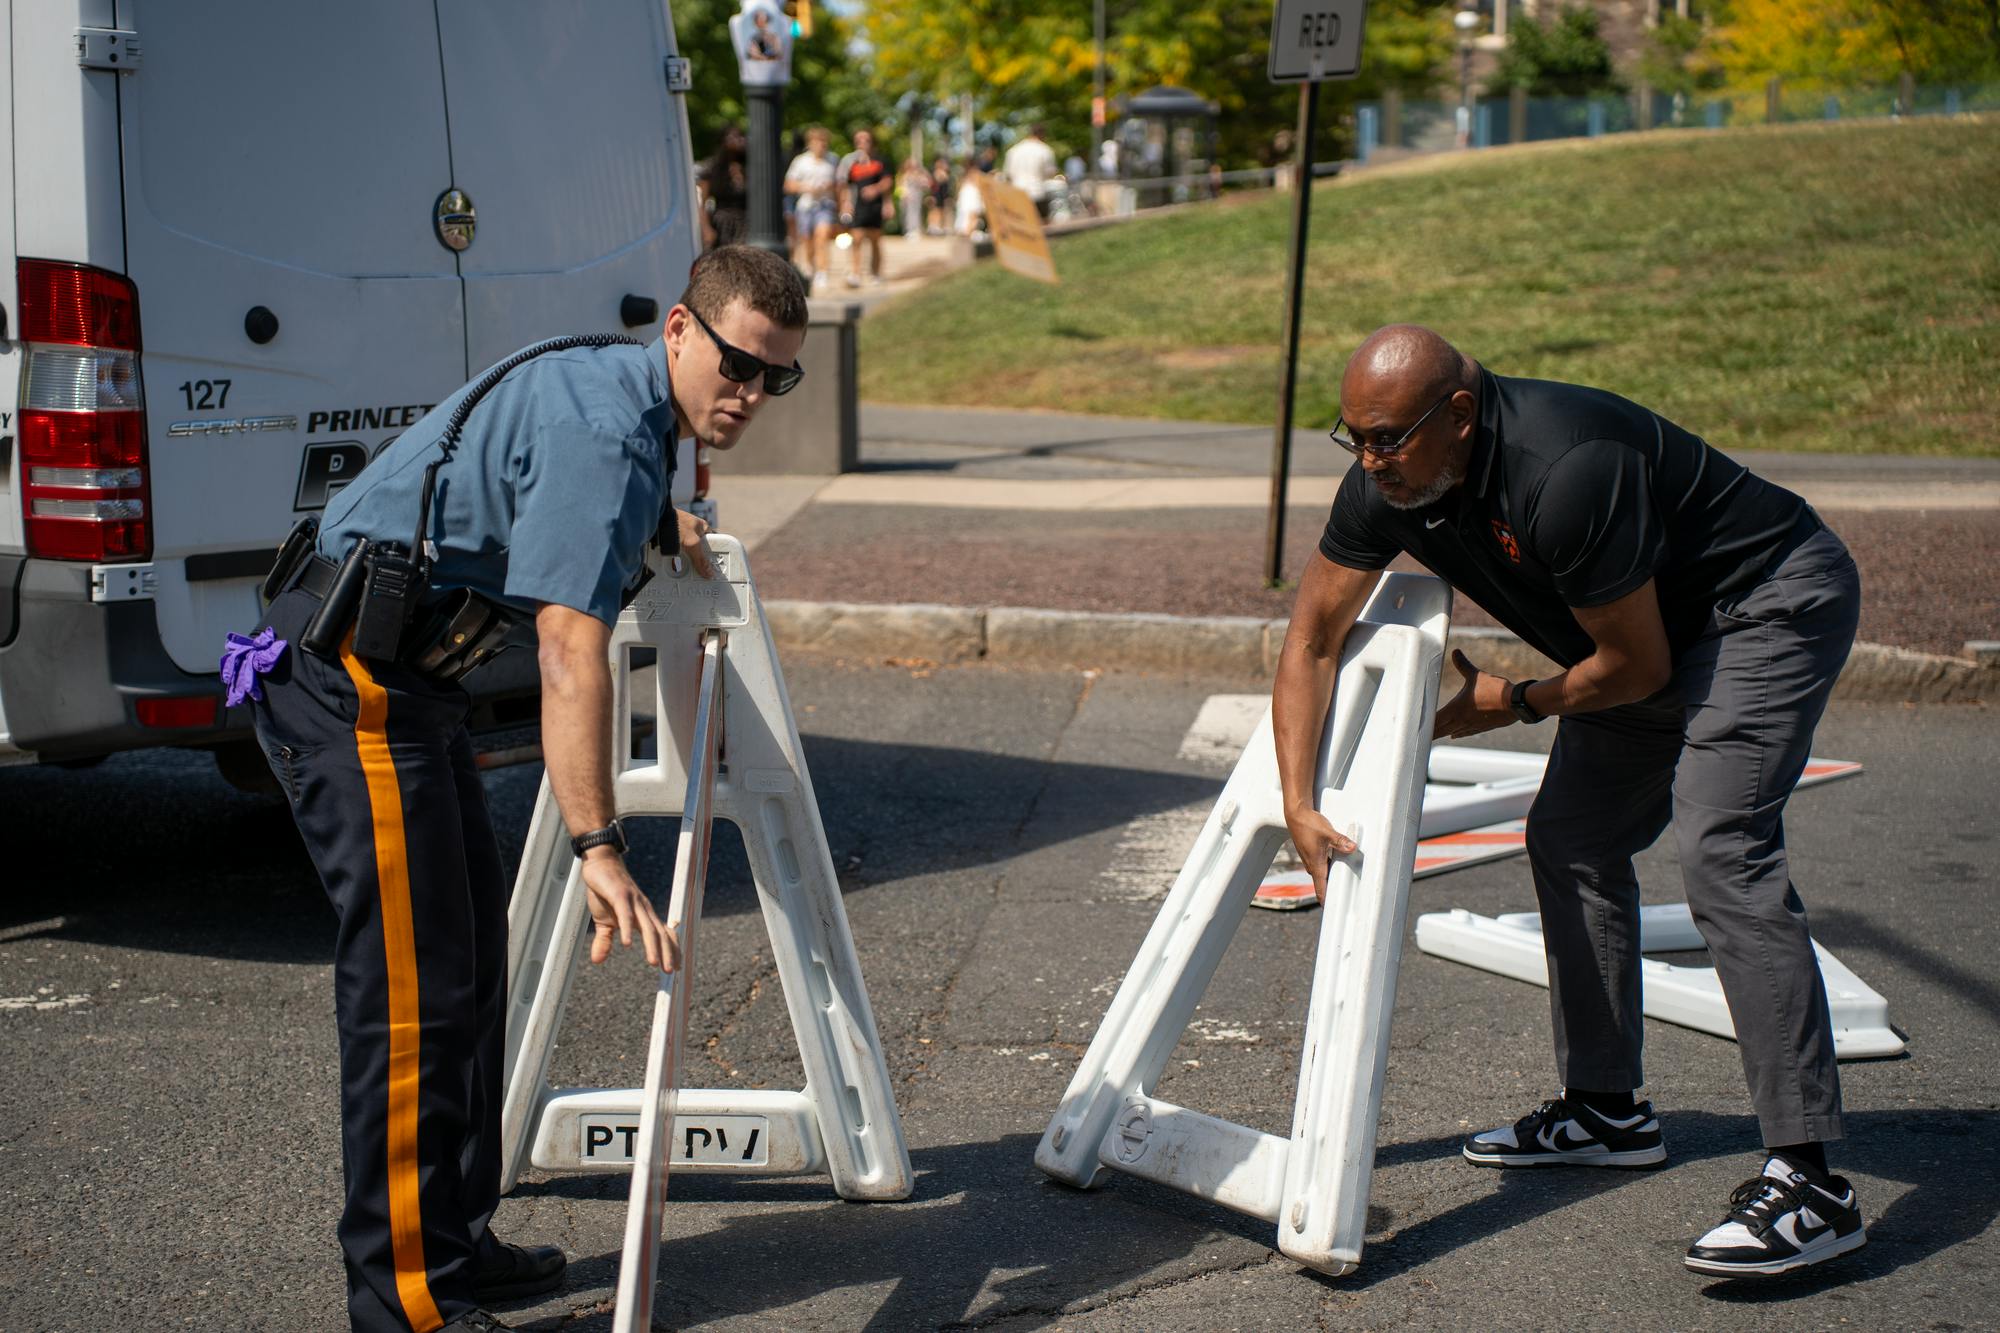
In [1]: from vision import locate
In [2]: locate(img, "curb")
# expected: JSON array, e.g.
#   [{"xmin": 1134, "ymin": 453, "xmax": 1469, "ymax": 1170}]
[{"xmin": 763, "ymin": 601, "xmax": 2000, "ymax": 703}]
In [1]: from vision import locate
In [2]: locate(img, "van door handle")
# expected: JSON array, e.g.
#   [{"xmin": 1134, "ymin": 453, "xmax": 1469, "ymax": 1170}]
[{"xmin": 621, "ymin": 295, "xmax": 660, "ymax": 328}]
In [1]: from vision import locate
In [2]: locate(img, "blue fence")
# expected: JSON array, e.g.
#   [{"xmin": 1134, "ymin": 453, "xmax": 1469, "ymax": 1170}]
[{"xmin": 1357, "ymin": 81, "xmax": 2000, "ymax": 164}]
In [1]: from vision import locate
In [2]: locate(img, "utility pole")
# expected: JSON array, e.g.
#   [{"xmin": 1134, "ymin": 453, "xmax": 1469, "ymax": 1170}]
[{"xmin": 1093, "ymin": 0, "xmax": 1107, "ymax": 174}]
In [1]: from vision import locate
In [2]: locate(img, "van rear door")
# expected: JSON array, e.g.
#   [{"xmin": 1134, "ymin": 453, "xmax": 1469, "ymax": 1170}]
[
  {"xmin": 434, "ymin": 0, "xmax": 700, "ymax": 498},
  {"xmin": 118, "ymin": 0, "xmax": 467, "ymax": 673}
]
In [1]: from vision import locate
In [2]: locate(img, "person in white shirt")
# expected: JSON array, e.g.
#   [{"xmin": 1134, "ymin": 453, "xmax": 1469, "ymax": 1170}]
[
  {"xmin": 1003, "ymin": 124, "xmax": 1059, "ymax": 219},
  {"xmin": 784, "ymin": 126, "xmax": 840, "ymax": 288}
]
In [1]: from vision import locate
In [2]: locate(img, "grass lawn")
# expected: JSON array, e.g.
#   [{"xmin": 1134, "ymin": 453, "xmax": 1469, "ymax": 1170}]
[{"xmin": 859, "ymin": 118, "xmax": 2000, "ymax": 456}]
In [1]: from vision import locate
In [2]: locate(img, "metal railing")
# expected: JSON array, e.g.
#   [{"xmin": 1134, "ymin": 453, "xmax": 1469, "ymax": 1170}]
[{"xmin": 1356, "ymin": 79, "xmax": 2000, "ymax": 163}]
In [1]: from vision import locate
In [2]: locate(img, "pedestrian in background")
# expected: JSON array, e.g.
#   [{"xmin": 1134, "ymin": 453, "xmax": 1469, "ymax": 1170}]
[
  {"xmin": 1002, "ymin": 124, "xmax": 1058, "ymax": 220},
  {"xmin": 698, "ymin": 125, "xmax": 749, "ymax": 251},
  {"xmin": 899, "ymin": 155, "xmax": 931, "ymax": 240},
  {"xmin": 784, "ymin": 126, "xmax": 839, "ymax": 290},
  {"xmin": 837, "ymin": 127, "xmax": 891, "ymax": 287},
  {"xmin": 928, "ymin": 156, "xmax": 955, "ymax": 236},
  {"xmin": 954, "ymin": 157, "xmax": 985, "ymax": 238}
]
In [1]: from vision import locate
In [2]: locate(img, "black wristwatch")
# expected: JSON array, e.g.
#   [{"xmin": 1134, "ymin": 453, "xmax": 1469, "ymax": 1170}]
[
  {"xmin": 1509, "ymin": 678, "xmax": 1545, "ymax": 725},
  {"xmin": 571, "ymin": 819, "xmax": 629, "ymax": 858}
]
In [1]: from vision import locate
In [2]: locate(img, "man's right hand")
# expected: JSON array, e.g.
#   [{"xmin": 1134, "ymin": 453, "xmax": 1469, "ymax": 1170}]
[
  {"xmin": 580, "ymin": 851, "xmax": 679, "ymax": 973},
  {"xmin": 1285, "ymin": 807, "xmax": 1358, "ymax": 904}
]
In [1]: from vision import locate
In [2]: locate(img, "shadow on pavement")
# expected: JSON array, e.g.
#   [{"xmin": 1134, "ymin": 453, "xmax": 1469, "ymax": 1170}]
[
  {"xmin": 0, "ymin": 735, "xmax": 1218, "ymax": 964},
  {"xmin": 515, "ymin": 1133, "xmax": 1269, "ymax": 1331},
  {"xmin": 1342, "ymin": 1108, "xmax": 1997, "ymax": 1297},
  {"xmin": 507, "ymin": 1108, "xmax": 1993, "ymax": 1326}
]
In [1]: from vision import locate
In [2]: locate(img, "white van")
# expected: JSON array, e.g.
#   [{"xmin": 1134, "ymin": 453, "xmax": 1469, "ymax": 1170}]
[{"xmin": 0, "ymin": 2, "xmax": 709, "ymax": 782}]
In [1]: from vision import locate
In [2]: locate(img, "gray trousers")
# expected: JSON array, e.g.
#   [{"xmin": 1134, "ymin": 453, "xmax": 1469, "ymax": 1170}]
[{"xmin": 1525, "ymin": 519, "xmax": 1860, "ymax": 1146}]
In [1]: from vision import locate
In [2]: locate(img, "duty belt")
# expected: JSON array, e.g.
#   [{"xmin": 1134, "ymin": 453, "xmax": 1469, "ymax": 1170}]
[{"xmin": 284, "ymin": 551, "xmax": 520, "ymax": 684}]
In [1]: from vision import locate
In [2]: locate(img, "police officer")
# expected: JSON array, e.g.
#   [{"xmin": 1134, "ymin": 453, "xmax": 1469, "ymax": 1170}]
[
  {"xmin": 1276, "ymin": 325, "xmax": 1867, "ymax": 1279},
  {"xmin": 238, "ymin": 246, "xmax": 809, "ymax": 1331}
]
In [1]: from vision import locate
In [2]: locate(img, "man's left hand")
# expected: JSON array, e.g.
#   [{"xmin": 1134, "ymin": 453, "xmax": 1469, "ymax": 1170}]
[
  {"xmin": 677, "ymin": 509, "xmax": 716, "ymax": 579},
  {"xmin": 1433, "ymin": 649, "xmax": 1515, "ymax": 740}
]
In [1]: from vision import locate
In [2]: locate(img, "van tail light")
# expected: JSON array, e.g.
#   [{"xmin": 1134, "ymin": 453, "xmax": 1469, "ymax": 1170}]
[
  {"xmin": 694, "ymin": 445, "xmax": 711, "ymax": 500},
  {"xmin": 16, "ymin": 260, "xmax": 151, "ymax": 562}
]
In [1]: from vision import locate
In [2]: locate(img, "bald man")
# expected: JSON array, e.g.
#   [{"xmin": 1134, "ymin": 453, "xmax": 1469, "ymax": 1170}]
[{"xmin": 1274, "ymin": 326, "xmax": 1866, "ymax": 1279}]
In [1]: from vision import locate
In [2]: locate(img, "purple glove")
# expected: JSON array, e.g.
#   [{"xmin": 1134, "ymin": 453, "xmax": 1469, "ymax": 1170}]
[{"xmin": 220, "ymin": 627, "xmax": 289, "ymax": 707}]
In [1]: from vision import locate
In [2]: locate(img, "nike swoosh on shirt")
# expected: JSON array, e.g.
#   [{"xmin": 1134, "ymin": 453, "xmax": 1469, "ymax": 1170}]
[{"xmin": 1425, "ymin": 516, "xmax": 1447, "ymax": 529}]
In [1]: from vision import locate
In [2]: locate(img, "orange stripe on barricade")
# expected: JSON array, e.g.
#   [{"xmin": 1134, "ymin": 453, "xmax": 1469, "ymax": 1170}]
[
  {"xmin": 1424, "ymin": 831, "xmax": 1528, "ymax": 847},
  {"xmin": 340, "ymin": 639, "xmax": 444, "ymax": 1333}
]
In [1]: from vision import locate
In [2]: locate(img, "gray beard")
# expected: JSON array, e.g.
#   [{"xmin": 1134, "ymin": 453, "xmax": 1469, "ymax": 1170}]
[{"xmin": 1381, "ymin": 458, "xmax": 1464, "ymax": 511}]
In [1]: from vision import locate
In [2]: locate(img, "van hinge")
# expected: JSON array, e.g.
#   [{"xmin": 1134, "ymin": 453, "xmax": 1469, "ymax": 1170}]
[
  {"xmin": 664, "ymin": 57, "xmax": 692, "ymax": 93},
  {"xmin": 76, "ymin": 27, "xmax": 143, "ymax": 72}
]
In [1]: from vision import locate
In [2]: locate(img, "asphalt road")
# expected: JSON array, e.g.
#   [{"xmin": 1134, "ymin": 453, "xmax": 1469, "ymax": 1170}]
[{"xmin": 2, "ymin": 660, "xmax": 1994, "ymax": 1331}]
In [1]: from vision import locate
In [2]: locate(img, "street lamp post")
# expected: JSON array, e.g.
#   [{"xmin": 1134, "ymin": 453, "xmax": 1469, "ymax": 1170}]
[{"xmin": 1455, "ymin": 4, "xmax": 1480, "ymax": 148}]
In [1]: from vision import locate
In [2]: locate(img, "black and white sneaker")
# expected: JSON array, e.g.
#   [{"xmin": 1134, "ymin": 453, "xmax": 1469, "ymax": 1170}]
[
  {"xmin": 1462, "ymin": 1094, "xmax": 1667, "ymax": 1168},
  {"xmin": 1684, "ymin": 1157, "xmax": 1868, "ymax": 1277}
]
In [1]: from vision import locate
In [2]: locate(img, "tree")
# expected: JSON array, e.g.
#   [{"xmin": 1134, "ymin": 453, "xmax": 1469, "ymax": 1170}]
[
  {"xmin": 1639, "ymin": 13, "xmax": 1726, "ymax": 102},
  {"xmin": 1485, "ymin": 6, "xmax": 1623, "ymax": 96},
  {"xmin": 860, "ymin": 0, "xmax": 1455, "ymax": 169},
  {"xmin": 1711, "ymin": 0, "xmax": 2000, "ymax": 88}
]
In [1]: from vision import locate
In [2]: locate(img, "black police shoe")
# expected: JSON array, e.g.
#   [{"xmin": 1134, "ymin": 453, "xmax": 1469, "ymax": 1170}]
[
  {"xmin": 1684, "ymin": 1156, "xmax": 1868, "ymax": 1277},
  {"xmin": 473, "ymin": 1237, "xmax": 567, "ymax": 1302},
  {"xmin": 438, "ymin": 1312, "xmax": 513, "ymax": 1332},
  {"xmin": 1461, "ymin": 1094, "xmax": 1667, "ymax": 1168}
]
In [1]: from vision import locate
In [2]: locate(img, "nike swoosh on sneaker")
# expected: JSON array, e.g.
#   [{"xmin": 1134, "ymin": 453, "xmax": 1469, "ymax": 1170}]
[{"xmin": 1535, "ymin": 1120, "xmax": 1600, "ymax": 1153}]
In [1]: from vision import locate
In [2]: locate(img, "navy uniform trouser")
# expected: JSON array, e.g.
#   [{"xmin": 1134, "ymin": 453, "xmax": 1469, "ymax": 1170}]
[
  {"xmin": 252, "ymin": 587, "xmax": 507, "ymax": 1332},
  {"xmin": 1524, "ymin": 517, "xmax": 1861, "ymax": 1147}
]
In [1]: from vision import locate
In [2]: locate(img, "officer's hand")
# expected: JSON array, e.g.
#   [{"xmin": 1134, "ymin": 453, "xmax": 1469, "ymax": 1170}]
[
  {"xmin": 1433, "ymin": 649, "xmax": 1514, "ymax": 741},
  {"xmin": 677, "ymin": 510, "xmax": 716, "ymax": 580},
  {"xmin": 1285, "ymin": 807, "xmax": 1358, "ymax": 904},
  {"xmin": 581, "ymin": 852, "xmax": 679, "ymax": 973}
]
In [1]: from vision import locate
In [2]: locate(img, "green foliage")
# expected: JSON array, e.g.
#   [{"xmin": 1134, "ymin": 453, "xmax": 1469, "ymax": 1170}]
[
  {"xmin": 1639, "ymin": 13, "xmax": 1725, "ymax": 100},
  {"xmin": 1486, "ymin": 6, "xmax": 1623, "ymax": 96},
  {"xmin": 857, "ymin": 119, "xmax": 2000, "ymax": 457},
  {"xmin": 859, "ymin": 0, "xmax": 1457, "ymax": 169},
  {"xmin": 1711, "ymin": 0, "xmax": 2000, "ymax": 88}
]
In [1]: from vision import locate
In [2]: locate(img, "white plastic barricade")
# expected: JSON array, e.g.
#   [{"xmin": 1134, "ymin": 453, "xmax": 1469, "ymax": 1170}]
[
  {"xmin": 1414, "ymin": 902, "xmax": 1903, "ymax": 1059},
  {"xmin": 613, "ymin": 630, "xmax": 725, "ymax": 1333},
  {"xmin": 499, "ymin": 537, "xmax": 913, "ymax": 1324},
  {"xmin": 1036, "ymin": 572, "xmax": 1450, "ymax": 1276}
]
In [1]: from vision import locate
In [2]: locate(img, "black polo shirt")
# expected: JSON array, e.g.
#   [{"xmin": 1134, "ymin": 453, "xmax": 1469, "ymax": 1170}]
[{"xmin": 1319, "ymin": 370, "xmax": 1811, "ymax": 667}]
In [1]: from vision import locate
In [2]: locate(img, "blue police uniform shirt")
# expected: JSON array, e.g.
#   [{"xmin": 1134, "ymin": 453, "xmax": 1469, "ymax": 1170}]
[{"xmin": 319, "ymin": 339, "xmax": 677, "ymax": 628}]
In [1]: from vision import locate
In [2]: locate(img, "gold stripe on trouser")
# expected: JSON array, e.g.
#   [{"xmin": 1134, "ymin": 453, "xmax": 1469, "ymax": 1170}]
[{"xmin": 341, "ymin": 638, "xmax": 446, "ymax": 1333}]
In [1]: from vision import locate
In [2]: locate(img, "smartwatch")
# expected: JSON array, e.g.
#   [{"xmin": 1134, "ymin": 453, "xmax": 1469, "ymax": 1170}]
[
  {"xmin": 1509, "ymin": 678, "xmax": 1545, "ymax": 725},
  {"xmin": 571, "ymin": 819, "xmax": 629, "ymax": 858}
]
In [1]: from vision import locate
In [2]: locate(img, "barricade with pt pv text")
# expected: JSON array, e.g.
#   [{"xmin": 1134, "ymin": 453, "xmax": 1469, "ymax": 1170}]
[
  {"xmin": 497, "ymin": 536, "xmax": 912, "ymax": 1331},
  {"xmin": 1036, "ymin": 572, "xmax": 1450, "ymax": 1277}
]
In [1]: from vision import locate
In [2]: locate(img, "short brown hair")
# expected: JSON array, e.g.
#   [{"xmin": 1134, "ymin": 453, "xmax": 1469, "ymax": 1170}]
[{"xmin": 680, "ymin": 244, "xmax": 809, "ymax": 331}]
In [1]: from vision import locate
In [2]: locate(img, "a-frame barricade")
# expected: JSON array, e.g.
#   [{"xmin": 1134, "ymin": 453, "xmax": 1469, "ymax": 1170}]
[
  {"xmin": 498, "ymin": 536, "xmax": 912, "ymax": 1329},
  {"xmin": 1035, "ymin": 572, "xmax": 1450, "ymax": 1277}
]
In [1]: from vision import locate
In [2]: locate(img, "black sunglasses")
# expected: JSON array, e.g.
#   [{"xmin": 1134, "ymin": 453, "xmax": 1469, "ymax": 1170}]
[
  {"xmin": 689, "ymin": 308, "xmax": 804, "ymax": 396},
  {"xmin": 1330, "ymin": 390, "xmax": 1454, "ymax": 458}
]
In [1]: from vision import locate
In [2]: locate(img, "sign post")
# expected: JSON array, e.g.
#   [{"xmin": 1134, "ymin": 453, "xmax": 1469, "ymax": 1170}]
[
  {"xmin": 1262, "ymin": 0, "xmax": 1368, "ymax": 585},
  {"xmin": 731, "ymin": 0, "xmax": 796, "ymax": 257}
]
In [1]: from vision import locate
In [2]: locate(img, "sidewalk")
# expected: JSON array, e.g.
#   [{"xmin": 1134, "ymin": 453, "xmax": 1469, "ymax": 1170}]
[{"xmin": 707, "ymin": 403, "xmax": 2000, "ymax": 697}]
